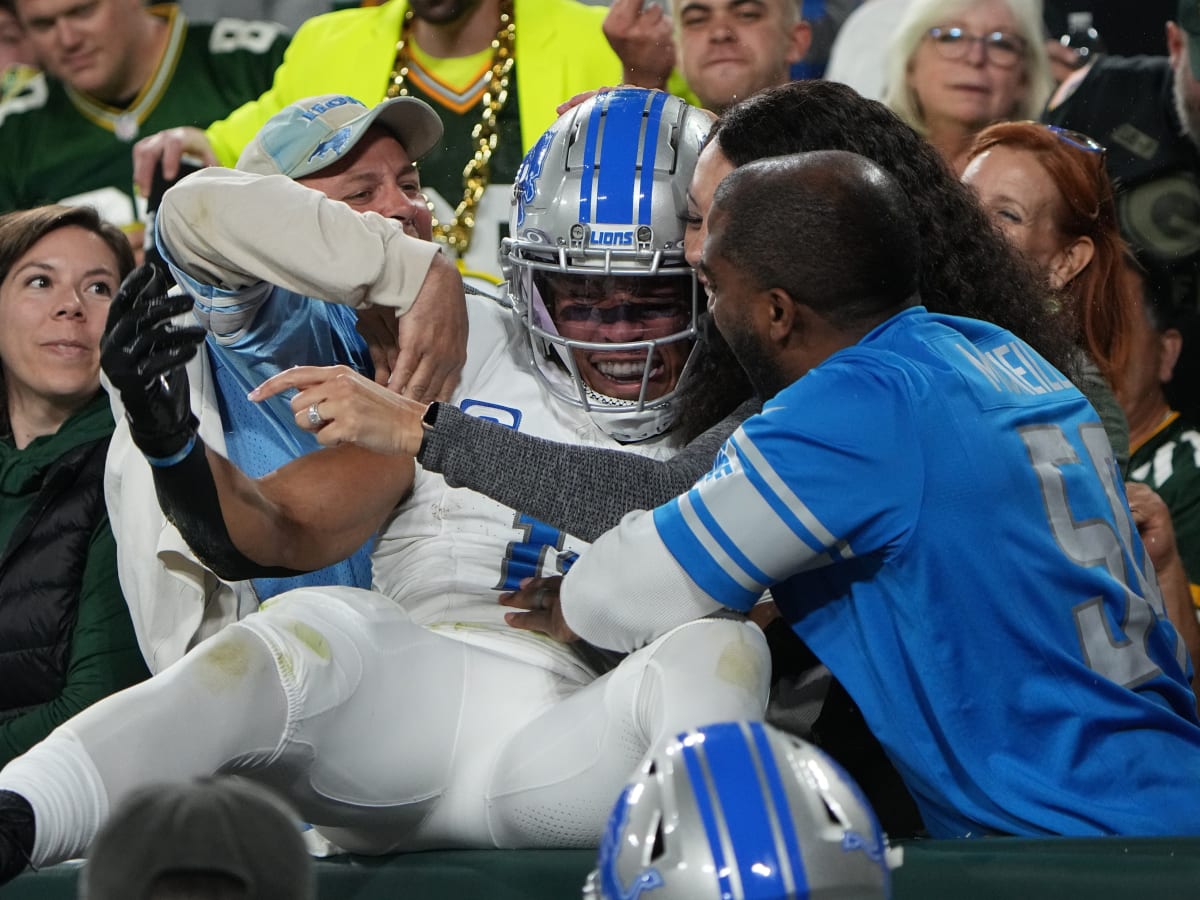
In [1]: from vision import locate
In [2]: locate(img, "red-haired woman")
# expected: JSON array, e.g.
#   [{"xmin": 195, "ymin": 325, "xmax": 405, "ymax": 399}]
[{"xmin": 962, "ymin": 119, "xmax": 1140, "ymax": 471}]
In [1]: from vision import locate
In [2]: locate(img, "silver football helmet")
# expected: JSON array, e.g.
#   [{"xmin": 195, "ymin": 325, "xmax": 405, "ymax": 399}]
[
  {"xmin": 583, "ymin": 721, "xmax": 893, "ymax": 900},
  {"xmin": 501, "ymin": 88, "xmax": 709, "ymax": 443}
]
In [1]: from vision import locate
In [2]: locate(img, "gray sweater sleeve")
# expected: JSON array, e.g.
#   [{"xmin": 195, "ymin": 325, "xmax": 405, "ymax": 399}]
[{"xmin": 418, "ymin": 398, "xmax": 761, "ymax": 542}]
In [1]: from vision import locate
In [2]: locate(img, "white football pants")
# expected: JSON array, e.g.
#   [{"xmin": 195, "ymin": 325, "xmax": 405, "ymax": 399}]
[{"xmin": 0, "ymin": 587, "xmax": 770, "ymax": 864}]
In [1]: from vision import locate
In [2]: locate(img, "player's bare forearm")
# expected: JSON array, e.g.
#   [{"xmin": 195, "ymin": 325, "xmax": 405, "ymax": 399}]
[{"xmin": 210, "ymin": 443, "xmax": 414, "ymax": 573}]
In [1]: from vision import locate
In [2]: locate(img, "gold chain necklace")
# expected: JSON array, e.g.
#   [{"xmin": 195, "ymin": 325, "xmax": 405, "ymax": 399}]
[{"xmin": 387, "ymin": 0, "xmax": 515, "ymax": 256}]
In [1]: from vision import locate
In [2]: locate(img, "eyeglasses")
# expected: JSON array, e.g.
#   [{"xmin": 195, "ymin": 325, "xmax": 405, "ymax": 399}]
[
  {"xmin": 1044, "ymin": 124, "xmax": 1106, "ymax": 155},
  {"xmin": 925, "ymin": 26, "xmax": 1026, "ymax": 69}
]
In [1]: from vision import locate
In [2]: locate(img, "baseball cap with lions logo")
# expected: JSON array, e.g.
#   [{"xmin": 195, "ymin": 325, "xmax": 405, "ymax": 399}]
[{"xmin": 236, "ymin": 94, "xmax": 444, "ymax": 179}]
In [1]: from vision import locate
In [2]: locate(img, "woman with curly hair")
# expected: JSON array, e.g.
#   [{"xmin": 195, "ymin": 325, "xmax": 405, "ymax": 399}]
[{"xmin": 675, "ymin": 78, "xmax": 1079, "ymax": 442}]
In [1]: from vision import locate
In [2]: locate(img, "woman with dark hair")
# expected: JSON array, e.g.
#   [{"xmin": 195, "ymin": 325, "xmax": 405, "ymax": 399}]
[
  {"xmin": 962, "ymin": 119, "xmax": 1139, "ymax": 469},
  {"xmin": 0, "ymin": 205, "xmax": 148, "ymax": 766},
  {"xmin": 675, "ymin": 78, "xmax": 1081, "ymax": 440}
]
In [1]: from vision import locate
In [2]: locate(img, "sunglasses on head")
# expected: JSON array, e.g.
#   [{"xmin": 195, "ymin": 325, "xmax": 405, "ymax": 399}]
[{"xmin": 1044, "ymin": 124, "xmax": 1106, "ymax": 155}]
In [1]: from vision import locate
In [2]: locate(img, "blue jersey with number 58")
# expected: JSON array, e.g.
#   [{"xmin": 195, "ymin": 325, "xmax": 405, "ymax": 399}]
[{"xmin": 654, "ymin": 307, "xmax": 1200, "ymax": 838}]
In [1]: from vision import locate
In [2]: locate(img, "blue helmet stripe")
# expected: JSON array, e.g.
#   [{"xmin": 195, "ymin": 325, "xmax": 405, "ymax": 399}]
[
  {"xmin": 749, "ymin": 721, "xmax": 809, "ymax": 898},
  {"xmin": 698, "ymin": 726, "xmax": 789, "ymax": 899},
  {"xmin": 679, "ymin": 735, "xmax": 737, "ymax": 900},
  {"xmin": 597, "ymin": 786, "xmax": 634, "ymax": 900},
  {"xmin": 636, "ymin": 90, "xmax": 668, "ymax": 225},
  {"xmin": 592, "ymin": 90, "xmax": 644, "ymax": 224},
  {"xmin": 578, "ymin": 89, "xmax": 668, "ymax": 226},
  {"xmin": 577, "ymin": 93, "xmax": 605, "ymax": 223}
]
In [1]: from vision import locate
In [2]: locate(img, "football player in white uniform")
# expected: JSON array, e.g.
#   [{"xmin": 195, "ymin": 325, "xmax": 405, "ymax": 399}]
[{"xmin": 0, "ymin": 88, "xmax": 770, "ymax": 882}]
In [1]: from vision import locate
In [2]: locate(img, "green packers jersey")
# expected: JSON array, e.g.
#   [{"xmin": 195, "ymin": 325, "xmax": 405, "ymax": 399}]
[
  {"xmin": 0, "ymin": 64, "xmax": 38, "ymax": 104},
  {"xmin": 1129, "ymin": 412, "xmax": 1200, "ymax": 591},
  {"xmin": 0, "ymin": 6, "xmax": 288, "ymax": 231},
  {"xmin": 399, "ymin": 51, "xmax": 525, "ymax": 283}
]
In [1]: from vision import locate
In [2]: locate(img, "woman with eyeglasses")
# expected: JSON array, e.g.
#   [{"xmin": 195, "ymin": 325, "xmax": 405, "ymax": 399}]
[
  {"xmin": 962, "ymin": 119, "xmax": 1141, "ymax": 471},
  {"xmin": 883, "ymin": 0, "xmax": 1053, "ymax": 173}
]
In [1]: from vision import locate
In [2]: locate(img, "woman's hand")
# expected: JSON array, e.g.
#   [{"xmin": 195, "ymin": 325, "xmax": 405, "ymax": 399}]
[{"xmin": 250, "ymin": 364, "xmax": 428, "ymax": 457}]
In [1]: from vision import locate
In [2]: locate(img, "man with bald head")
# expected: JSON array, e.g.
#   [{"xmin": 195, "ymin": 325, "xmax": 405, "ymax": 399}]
[{"xmin": 511, "ymin": 150, "xmax": 1200, "ymax": 839}]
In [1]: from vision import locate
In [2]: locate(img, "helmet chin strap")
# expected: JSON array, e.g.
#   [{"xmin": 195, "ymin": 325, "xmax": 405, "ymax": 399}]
[{"xmin": 581, "ymin": 384, "xmax": 678, "ymax": 443}]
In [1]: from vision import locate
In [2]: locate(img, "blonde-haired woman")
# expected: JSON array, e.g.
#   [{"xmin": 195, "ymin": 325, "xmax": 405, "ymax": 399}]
[{"xmin": 883, "ymin": 0, "xmax": 1052, "ymax": 173}]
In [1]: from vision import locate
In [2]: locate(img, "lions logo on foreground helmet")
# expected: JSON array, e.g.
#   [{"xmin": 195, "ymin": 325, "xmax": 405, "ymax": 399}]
[
  {"xmin": 503, "ymin": 88, "xmax": 709, "ymax": 443},
  {"xmin": 583, "ymin": 721, "xmax": 894, "ymax": 900}
]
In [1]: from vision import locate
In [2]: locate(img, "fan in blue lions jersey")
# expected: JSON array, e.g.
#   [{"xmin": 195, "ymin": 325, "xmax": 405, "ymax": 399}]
[{"xmin": 514, "ymin": 149, "xmax": 1200, "ymax": 840}]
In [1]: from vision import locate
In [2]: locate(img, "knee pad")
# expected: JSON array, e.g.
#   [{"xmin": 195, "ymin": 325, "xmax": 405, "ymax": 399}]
[
  {"xmin": 632, "ymin": 618, "xmax": 772, "ymax": 742},
  {"xmin": 238, "ymin": 587, "xmax": 406, "ymax": 723},
  {"xmin": 646, "ymin": 617, "xmax": 772, "ymax": 701}
]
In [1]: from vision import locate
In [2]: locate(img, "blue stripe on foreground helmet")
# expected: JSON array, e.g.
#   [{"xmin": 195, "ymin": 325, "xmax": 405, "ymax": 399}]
[{"xmin": 583, "ymin": 721, "xmax": 895, "ymax": 900}]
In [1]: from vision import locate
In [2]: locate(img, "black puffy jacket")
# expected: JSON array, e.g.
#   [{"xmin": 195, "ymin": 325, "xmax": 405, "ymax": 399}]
[{"xmin": 0, "ymin": 436, "xmax": 110, "ymax": 717}]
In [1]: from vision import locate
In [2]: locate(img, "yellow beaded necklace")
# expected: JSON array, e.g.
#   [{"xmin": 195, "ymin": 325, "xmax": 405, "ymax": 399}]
[{"xmin": 386, "ymin": 0, "xmax": 515, "ymax": 256}]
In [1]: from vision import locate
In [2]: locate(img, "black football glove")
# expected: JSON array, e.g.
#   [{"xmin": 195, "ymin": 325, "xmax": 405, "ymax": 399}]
[{"xmin": 100, "ymin": 264, "xmax": 206, "ymax": 463}]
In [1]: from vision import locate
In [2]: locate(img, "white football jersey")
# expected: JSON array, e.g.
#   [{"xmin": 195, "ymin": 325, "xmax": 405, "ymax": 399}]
[{"xmin": 369, "ymin": 293, "xmax": 679, "ymax": 680}]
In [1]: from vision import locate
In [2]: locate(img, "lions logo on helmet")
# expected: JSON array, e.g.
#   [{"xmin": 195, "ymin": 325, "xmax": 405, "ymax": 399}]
[
  {"xmin": 583, "ymin": 721, "xmax": 894, "ymax": 900},
  {"xmin": 514, "ymin": 126, "xmax": 556, "ymax": 228},
  {"xmin": 501, "ymin": 88, "xmax": 709, "ymax": 443}
]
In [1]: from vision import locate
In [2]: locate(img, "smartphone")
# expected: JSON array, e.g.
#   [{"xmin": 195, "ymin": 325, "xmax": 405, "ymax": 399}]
[{"xmin": 146, "ymin": 153, "xmax": 205, "ymax": 214}]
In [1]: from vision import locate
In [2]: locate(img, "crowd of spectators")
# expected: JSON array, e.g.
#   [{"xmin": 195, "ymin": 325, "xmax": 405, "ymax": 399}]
[{"xmin": 0, "ymin": 0, "xmax": 1198, "ymax": 894}]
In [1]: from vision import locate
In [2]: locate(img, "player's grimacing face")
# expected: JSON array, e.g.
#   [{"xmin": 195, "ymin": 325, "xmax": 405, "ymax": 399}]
[
  {"xmin": 297, "ymin": 128, "xmax": 434, "ymax": 242},
  {"xmin": 545, "ymin": 273, "xmax": 694, "ymax": 402}
]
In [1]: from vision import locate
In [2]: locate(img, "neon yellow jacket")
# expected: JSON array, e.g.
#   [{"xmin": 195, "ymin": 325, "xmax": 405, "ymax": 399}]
[{"xmin": 206, "ymin": 0, "xmax": 625, "ymax": 165}]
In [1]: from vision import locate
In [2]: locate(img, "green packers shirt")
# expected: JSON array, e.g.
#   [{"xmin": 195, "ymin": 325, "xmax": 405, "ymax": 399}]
[{"xmin": 0, "ymin": 5, "xmax": 288, "ymax": 233}]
